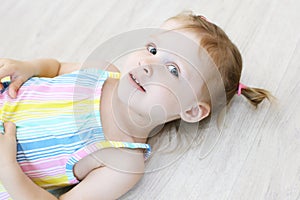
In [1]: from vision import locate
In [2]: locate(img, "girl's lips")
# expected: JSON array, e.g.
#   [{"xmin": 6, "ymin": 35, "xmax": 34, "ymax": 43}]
[{"xmin": 129, "ymin": 73, "xmax": 146, "ymax": 92}]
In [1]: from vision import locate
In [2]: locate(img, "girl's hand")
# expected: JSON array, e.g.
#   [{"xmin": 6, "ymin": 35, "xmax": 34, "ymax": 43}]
[
  {"xmin": 0, "ymin": 122, "xmax": 17, "ymax": 168},
  {"xmin": 0, "ymin": 58, "xmax": 37, "ymax": 98}
]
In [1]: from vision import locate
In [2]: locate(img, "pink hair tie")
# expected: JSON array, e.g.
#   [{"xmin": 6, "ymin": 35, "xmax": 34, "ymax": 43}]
[
  {"xmin": 200, "ymin": 16, "xmax": 207, "ymax": 21},
  {"xmin": 237, "ymin": 83, "xmax": 247, "ymax": 96},
  {"xmin": 200, "ymin": 15, "xmax": 210, "ymax": 23}
]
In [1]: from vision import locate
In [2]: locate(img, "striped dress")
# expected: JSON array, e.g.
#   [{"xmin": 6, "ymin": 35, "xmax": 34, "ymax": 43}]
[{"xmin": 0, "ymin": 68, "xmax": 151, "ymax": 200}]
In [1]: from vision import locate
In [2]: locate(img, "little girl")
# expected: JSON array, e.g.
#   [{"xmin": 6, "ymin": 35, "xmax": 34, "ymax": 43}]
[{"xmin": 0, "ymin": 12, "xmax": 271, "ymax": 200}]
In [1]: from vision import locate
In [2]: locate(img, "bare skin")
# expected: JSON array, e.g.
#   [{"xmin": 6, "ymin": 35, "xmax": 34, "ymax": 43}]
[{"xmin": 0, "ymin": 19, "xmax": 213, "ymax": 199}]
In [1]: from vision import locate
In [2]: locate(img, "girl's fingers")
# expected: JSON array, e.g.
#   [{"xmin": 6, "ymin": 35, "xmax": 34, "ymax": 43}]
[
  {"xmin": 8, "ymin": 77, "xmax": 27, "ymax": 98},
  {"xmin": 0, "ymin": 76, "xmax": 26, "ymax": 99},
  {"xmin": 0, "ymin": 67, "xmax": 11, "ymax": 82},
  {"xmin": 3, "ymin": 122, "xmax": 16, "ymax": 137}
]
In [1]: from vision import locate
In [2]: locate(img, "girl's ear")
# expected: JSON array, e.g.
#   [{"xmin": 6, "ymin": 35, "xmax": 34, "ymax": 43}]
[{"xmin": 180, "ymin": 102, "xmax": 210, "ymax": 123}]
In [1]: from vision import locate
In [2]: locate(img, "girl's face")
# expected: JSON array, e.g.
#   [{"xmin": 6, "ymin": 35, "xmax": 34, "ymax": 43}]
[{"xmin": 117, "ymin": 20, "xmax": 210, "ymax": 124}]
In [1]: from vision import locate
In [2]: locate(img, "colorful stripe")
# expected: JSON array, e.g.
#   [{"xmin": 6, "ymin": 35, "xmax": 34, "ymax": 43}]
[{"xmin": 0, "ymin": 69, "xmax": 150, "ymax": 199}]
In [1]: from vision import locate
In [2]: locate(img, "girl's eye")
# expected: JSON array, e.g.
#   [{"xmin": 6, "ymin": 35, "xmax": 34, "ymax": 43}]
[
  {"xmin": 147, "ymin": 44, "xmax": 157, "ymax": 55},
  {"xmin": 167, "ymin": 64, "xmax": 179, "ymax": 77}
]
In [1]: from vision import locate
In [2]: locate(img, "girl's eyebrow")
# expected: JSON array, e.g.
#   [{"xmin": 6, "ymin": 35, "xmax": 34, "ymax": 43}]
[
  {"xmin": 147, "ymin": 34, "xmax": 159, "ymax": 44},
  {"xmin": 148, "ymin": 29, "xmax": 170, "ymax": 41}
]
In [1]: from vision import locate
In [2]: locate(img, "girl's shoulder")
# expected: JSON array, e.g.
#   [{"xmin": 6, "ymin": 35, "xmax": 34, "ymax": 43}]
[{"xmin": 73, "ymin": 147, "xmax": 145, "ymax": 181}]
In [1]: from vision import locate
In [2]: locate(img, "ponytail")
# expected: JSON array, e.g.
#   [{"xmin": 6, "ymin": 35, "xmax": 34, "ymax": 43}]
[{"xmin": 240, "ymin": 86, "xmax": 273, "ymax": 108}]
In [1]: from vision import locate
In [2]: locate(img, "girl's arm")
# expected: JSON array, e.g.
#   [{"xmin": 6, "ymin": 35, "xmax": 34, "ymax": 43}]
[
  {"xmin": 61, "ymin": 165, "xmax": 144, "ymax": 200},
  {"xmin": 0, "ymin": 163, "xmax": 58, "ymax": 200},
  {"xmin": 0, "ymin": 122, "xmax": 145, "ymax": 200},
  {"xmin": 27, "ymin": 59, "xmax": 81, "ymax": 77},
  {"xmin": 1, "ymin": 163, "xmax": 144, "ymax": 200},
  {"xmin": 0, "ymin": 58, "xmax": 81, "ymax": 98},
  {"xmin": 0, "ymin": 122, "xmax": 57, "ymax": 200}
]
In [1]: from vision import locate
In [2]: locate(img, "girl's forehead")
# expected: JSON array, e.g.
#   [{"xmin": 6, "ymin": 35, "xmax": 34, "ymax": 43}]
[
  {"xmin": 159, "ymin": 18, "xmax": 185, "ymax": 29},
  {"xmin": 160, "ymin": 19, "xmax": 200, "ymax": 42},
  {"xmin": 150, "ymin": 27, "xmax": 200, "ymax": 48},
  {"xmin": 153, "ymin": 21, "xmax": 202, "ymax": 65}
]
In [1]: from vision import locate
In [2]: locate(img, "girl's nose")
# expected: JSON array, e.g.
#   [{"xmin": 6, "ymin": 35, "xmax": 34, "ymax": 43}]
[
  {"xmin": 139, "ymin": 61, "xmax": 152, "ymax": 76},
  {"xmin": 143, "ymin": 65, "xmax": 152, "ymax": 76}
]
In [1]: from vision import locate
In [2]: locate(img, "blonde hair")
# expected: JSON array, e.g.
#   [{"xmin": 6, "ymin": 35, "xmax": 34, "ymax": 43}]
[{"xmin": 168, "ymin": 11, "xmax": 273, "ymax": 107}]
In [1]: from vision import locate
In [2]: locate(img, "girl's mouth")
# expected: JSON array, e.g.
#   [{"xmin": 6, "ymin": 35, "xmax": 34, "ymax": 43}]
[{"xmin": 129, "ymin": 73, "xmax": 146, "ymax": 92}]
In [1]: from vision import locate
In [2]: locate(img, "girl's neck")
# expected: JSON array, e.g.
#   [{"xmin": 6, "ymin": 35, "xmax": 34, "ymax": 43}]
[
  {"xmin": 112, "ymin": 82, "xmax": 157, "ymax": 143},
  {"xmin": 101, "ymin": 78, "xmax": 156, "ymax": 144}
]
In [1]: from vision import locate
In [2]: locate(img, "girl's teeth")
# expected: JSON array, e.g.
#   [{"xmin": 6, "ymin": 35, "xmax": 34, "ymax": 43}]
[
  {"xmin": 130, "ymin": 73, "xmax": 146, "ymax": 92},
  {"xmin": 131, "ymin": 74, "xmax": 140, "ymax": 84}
]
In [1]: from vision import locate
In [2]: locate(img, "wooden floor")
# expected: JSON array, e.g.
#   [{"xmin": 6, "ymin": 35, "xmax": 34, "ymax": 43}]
[{"xmin": 1, "ymin": 0, "xmax": 300, "ymax": 199}]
